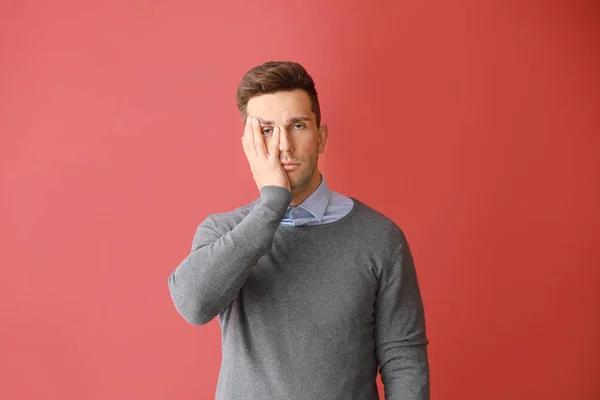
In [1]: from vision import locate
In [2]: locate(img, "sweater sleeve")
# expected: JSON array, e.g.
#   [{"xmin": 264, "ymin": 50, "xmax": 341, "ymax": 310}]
[
  {"xmin": 375, "ymin": 234, "xmax": 430, "ymax": 400},
  {"xmin": 168, "ymin": 185, "xmax": 292, "ymax": 326}
]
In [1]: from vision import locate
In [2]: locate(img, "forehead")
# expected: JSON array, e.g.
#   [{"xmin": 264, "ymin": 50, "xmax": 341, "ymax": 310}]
[{"xmin": 247, "ymin": 89, "xmax": 314, "ymax": 121}]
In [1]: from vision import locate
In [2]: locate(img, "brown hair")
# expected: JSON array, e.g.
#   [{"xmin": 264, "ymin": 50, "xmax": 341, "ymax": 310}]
[{"xmin": 236, "ymin": 61, "xmax": 321, "ymax": 127}]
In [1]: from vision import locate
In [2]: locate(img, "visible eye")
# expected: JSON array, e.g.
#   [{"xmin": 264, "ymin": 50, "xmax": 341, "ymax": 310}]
[
  {"xmin": 292, "ymin": 124, "xmax": 306, "ymax": 129},
  {"xmin": 262, "ymin": 127, "xmax": 273, "ymax": 136}
]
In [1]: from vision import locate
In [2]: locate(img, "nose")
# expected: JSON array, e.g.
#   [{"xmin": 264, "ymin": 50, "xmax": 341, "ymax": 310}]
[{"xmin": 278, "ymin": 127, "xmax": 294, "ymax": 153}]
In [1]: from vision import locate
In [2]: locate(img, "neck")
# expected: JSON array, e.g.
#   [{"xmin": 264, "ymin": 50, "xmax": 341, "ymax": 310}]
[{"xmin": 290, "ymin": 172, "xmax": 322, "ymax": 206}]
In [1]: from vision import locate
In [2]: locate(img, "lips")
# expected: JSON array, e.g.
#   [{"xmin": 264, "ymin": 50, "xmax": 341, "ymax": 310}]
[{"xmin": 281, "ymin": 161, "xmax": 300, "ymax": 170}]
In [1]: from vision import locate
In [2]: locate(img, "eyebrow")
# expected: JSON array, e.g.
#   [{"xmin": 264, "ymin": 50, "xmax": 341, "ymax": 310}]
[{"xmin": 257, "ymin": 116, "xmax": 312, "ymax": 125}]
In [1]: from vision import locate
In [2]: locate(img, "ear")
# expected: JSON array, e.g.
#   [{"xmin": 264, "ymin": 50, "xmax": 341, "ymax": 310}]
[{"xmin": 317, "ymin": 124, "xmax": 328, "ymax": 154}]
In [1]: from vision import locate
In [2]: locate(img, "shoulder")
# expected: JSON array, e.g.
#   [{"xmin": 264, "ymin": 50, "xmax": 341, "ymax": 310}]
[
  {"xmin": 351, "ymin": 198, "xmax": 406, "ymax": 240},
  {"xmin": 199, "ymin": 197, "xmax": 261, "ymax": 234},
  {"xmin": 342, "ymin": 198, "xmax": 410, "ymax": 261}
]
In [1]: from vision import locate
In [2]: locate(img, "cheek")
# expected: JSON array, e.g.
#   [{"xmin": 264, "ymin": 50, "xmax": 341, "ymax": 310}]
[{"xmin": 295, "ymin": 134, "xmax": 319, "ymax": 153}]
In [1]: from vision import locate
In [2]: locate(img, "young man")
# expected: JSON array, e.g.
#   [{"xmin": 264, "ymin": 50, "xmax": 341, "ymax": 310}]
[{"xmin": 168, "ymin": 61, "xmax": 430, "ymax": 399}]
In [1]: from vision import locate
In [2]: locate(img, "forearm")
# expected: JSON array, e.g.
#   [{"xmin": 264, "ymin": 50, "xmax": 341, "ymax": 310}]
[
  {"xmin": 168, "ymin": 186, "xmax": 291, "ymax": 325},
  {"xmin": 379, "ymin": 343, "xmax": 430, "ymax": 400}
]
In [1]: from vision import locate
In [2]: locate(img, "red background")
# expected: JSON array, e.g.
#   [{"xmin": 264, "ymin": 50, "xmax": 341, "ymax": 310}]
[{"xmin": 1, "ymin": 0, "xmax": 599, "ymax": 399}]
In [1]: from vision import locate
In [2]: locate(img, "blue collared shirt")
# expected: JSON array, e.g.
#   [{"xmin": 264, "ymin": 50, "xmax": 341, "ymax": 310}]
[{"xmin": 280, "ymin": 175, "xmax": 354, "ymax": 226}]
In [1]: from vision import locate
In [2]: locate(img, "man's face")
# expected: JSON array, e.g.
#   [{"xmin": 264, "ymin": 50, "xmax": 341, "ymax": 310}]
[{"xmin": 246, "ymin": 89, "xmax": 327, "ymax": 192}]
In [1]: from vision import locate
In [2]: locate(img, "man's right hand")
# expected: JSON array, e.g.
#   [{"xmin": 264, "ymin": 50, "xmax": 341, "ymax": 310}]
[{"xmin": 242, "ymin": 116, "xmax": 291, "ymax": 192}]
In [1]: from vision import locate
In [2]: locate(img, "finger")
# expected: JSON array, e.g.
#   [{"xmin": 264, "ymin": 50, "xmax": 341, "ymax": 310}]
[
  {"xmin": 243, "ymin": 116, "xmax": 256, "ymax": 157},
  {"xmin": 269, "ymin": 126, "xmax": 280, "ymax": 160},
  {"xmin": 252, "ymin": 117, "xmax": 268, "ymax": 158}
]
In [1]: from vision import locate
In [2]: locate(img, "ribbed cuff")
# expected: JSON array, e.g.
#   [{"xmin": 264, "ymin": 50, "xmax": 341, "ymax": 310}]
[{"xmin": 259, "ymin": 185, "xmax": 293, "ymax": 215}]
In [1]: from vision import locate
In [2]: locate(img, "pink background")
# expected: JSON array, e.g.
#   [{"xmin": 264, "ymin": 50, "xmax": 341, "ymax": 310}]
[{"xmin": 1, "ymin": 0, "xmax": 599, "ymax": 399}]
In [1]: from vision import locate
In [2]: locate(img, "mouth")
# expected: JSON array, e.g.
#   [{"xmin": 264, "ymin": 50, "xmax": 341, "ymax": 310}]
[{"xmin": 281, "ymin": 161, "xmax": 300, "ymax": 171}]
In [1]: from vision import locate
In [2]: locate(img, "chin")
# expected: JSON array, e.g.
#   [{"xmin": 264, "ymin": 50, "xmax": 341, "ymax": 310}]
[{"xmin": 290, "ymin": 177, "xmax": 311, "ymax": 192}]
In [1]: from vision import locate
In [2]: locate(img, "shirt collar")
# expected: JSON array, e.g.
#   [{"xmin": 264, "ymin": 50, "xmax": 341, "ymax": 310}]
[{"xmin": 294, "ymin": 174, "xmax": 331, "ymax": 222}]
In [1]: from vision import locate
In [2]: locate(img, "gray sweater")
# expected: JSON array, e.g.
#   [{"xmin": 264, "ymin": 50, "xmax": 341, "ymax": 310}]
[{"xmin": 168, "ymin": 186, "xmax": 430, "ymax": 400}]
